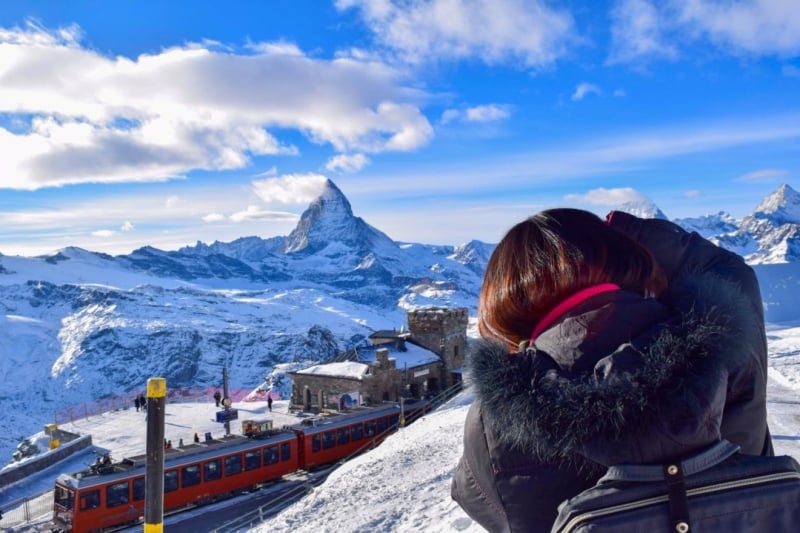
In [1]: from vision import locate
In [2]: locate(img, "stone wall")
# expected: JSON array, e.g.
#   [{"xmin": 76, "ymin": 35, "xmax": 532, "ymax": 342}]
[
  {"xmin": 407, "ymin": 307, "xmax": 469, "ymax": 385},
  {"xmin": 0, "ymin": 430, "xmax": 92, "ymax": 488}
]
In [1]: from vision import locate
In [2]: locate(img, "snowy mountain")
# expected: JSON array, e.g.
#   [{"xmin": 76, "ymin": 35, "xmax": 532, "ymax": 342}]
[
  {"xmin": 1, "ymin": 180, "xmax": 800, "ymax": 465},
  {"xmin": 670, "ymin": 184, "xmax": 800, "ymax": 264},
  {"xmin": 0, "ymin": 179, "xmax": 483, "ymax": 463},
  {"xmin": 616, "ymin": 198, "xmax": 669, "ymax": 220}
]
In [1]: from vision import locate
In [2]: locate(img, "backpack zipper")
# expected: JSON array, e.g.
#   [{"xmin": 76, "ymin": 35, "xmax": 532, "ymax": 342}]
[{"xmin": 557, "ymin": 471, "xmax": 800, "ymax": 532}]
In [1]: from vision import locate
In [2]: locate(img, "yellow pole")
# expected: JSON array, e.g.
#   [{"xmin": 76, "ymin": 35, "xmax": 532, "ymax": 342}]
[{"xmin": 144, "ymin": 378, "xmax": 166, "ymax": 533}]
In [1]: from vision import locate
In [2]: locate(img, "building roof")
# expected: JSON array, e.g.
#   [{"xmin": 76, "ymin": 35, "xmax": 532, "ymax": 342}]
[
  {"xmin": 358, "ymin": 341, "xmax": 440, "ymax": 369},
  {"xmin": 294, "ymin": 361, "xmax": 369, "ymax": 380},
  {"xmin": 368, "ymin": 329, "xmax": 409, "ymax": 340}
]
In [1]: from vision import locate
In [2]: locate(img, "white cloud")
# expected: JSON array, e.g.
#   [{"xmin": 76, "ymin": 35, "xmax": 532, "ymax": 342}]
[
  {"xmin": 608, "ymin": 0, "xmax": 679, "ymax": 64},
  {"xmin": 735, "ymin": 168, "xmax": 790, "ymax": 182},
  {"xmin": 0, "ymin": 23, "xmax": 434, "ymax": 191},
  {"xmin": 440, "ymin": 104, "xmax": 511, "ymax": 124},
  {"xmin": 465, "ymin": 104, "xmax": 511, "ymax": 122},
  {"xmin": 202, "ymin": 213, "xmax": 226, "ymax": 223},
  {"xmin": 252, "ymin": 174, "xmax": 330, "ymax": 204},
  {"xmin": 440, "ymin": 109, "xmax": 461, "ymax": 125},
  {"xmin": 571, "ymin": 83, "xmax": 602, "ymax": 101},
  {"xmin": 674, "ymin": 0, "xmax": 800, "ymax": 56},
  {"xmin": 784, "ymin": 65, "xmax": 800, "ymax": 77},
  {"xmin": 326, "ymin": 153, "xmax": 370, "ymax": 172},
  {"xmin": 683, "ymin": 189, "xmax": 704, "ymax": 198},
  {"xmin": 564, "ymin": 187, "xmax": 650, "ymax": 206},
  {"xmin": 228, "ymin": 205, "xmax": 298, "ymax": 223},
  {"xmin": 121, "ymin": 221, "xmax": 134, "ymax": 231},
  {"xmin": 336, "ymin": 0, "xmax": 577, "ymax": 68},
  {"xmin": 608, "ymin": 0, "xmax": 800, "ymax": 64},
  {"xmin": 91, "ymin": 229, "xmax": 115, "ymax": 238}
]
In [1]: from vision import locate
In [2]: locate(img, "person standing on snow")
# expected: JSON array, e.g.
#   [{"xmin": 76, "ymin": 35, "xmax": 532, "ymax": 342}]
[{"xmin": 451, "ymin": 208, "xmax": 772, "ymax": 533}]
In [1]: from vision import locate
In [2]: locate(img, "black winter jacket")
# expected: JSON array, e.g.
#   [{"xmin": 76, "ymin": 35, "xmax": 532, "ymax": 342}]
[{"xmin": 451, "ymin": 213, "xmax": 772, "ymax": 533}]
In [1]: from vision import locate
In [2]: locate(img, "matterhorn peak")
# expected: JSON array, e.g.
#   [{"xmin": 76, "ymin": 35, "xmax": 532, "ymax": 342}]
[
  {"xmin": 281, "ymin": 179, "xmax": 395, "ymax": 254},
  {"xmin": 753, "ymin": 183, "xmax": 800, "ymax": 225}
]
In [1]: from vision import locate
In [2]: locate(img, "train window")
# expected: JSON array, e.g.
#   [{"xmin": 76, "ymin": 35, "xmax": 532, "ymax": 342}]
[
  {"xmin": 351, "ymin": 423, "xmax": 363, "ymax": 440},
  {"xmin": 79, "ymin": 490, "xmax": 100, "ymax": 510},
  {"xmin": 225, "ymin": 454, "xmax": 242, "ymax": 476},
  {"xmin": 281, "ymin": 442, "xmax": 291, "ymax": 461},
  {"xmin": 377, "ymin": 417, "xmax": 388, "ymax": 433},
  {"xmin": 55, "ymin": 486, "xmax": 74, "ymax": 510},
  {"xmin": 390, "ymin": 414, "xmax": 399, "ymax": 427},
  {"xmin": 323, "ymin": 430, "xmax": 336, "ymax": 450},
  {"xmin": 312, "ymin": 434, "xmax": 321, "ymax": 452},
  {"xmin": 365, "ymin": 421, "xmax": 376, "ymax": 437},
  {"xmin": 182, "ymin": 464, "xmax": 201, "ymax": 487},
  {"xmin": 245, "ymin": 450, "xmax": 261, "ymax": 471},
  {"xmin": 264, "ymin": 446, "xmax": 278, "ymax": 465},
  {"xmin": 165, "ymin": 470, "xmax": 179, "ymax": 493},
  {"xmin": 337, "ymin": 427, "xmax": 350, "ymax": 446},
  {"xmin": 106, "ymin": 482, "xmax": 129, "ymax": 508},
  {"xmin": 133, "ymin": 477, "xmax": 145, "ymax": 501},
  {"xmin": 204, "ymin": 459, "xmax": 222, "ymax": 481}
]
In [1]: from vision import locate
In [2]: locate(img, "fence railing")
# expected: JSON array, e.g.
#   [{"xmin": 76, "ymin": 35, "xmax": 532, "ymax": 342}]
[
  {"xmin": 54, "ymin": 387, "xmax": 256, "ymax": 425},
  {"xmin": 0, "ymin": 490, "xmax": 53, "ymax": 531}
]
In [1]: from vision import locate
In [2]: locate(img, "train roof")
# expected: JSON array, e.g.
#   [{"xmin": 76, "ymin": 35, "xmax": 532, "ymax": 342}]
[
  {"xmin": 56, "ymin": 429, "xmax": 296, "ymax": 490},
  {"xmin": 289, "ymin": 402, "xmax": 409, "ymax": 435}
]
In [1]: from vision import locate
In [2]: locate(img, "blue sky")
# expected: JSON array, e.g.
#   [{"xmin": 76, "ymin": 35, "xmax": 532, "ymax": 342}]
[{"xmin": 0, "ymin": 0, "xmax": 799, "ymax": 256}]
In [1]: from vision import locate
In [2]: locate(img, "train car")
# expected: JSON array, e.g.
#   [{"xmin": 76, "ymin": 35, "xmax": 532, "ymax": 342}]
[
  {"xmin": 293, "ymin": 399, "xmax": 431, "ymax": 470},
  {"xmin": 52, "ymin": 429, "xmax": 299, "ymax": 533},
  {"xmin": 51, "ymin": 398, "xmax": 431, "ymax": 532}
]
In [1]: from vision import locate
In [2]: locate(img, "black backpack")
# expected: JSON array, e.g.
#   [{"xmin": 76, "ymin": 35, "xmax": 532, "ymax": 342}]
[{"xmin": 551, "ymin": 440, "xmax": 800, "ymax": 532}]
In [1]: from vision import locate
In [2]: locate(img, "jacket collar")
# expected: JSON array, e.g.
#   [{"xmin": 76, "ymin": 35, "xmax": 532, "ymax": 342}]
[{"xmin": 530, "ymin": 283, "xmax": 621, "ymax": 342}]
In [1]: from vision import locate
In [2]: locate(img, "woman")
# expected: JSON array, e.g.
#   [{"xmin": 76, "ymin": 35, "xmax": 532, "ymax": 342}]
[{"xmin": 451, "ymin": 208, "xmax": 772, "ymax": 533}]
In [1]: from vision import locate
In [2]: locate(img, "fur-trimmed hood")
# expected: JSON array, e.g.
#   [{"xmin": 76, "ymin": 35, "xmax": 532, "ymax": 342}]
[{"xmin": 469, "ymin": 272, "xmax": 758, "ymax": 467}]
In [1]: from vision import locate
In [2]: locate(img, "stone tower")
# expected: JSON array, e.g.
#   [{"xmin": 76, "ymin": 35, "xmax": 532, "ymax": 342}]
[{"xmin": 407, "ymin": 307, "xmax": 469, "ymax": 388}]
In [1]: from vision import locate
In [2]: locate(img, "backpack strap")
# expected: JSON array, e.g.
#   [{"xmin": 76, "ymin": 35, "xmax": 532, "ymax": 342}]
[
  {"xmin": 663, "ymin": 462, "xmax": 690, "ymax": 532},
  {"xmin": 598, "ymin": 441, "xmax": 741, "ymax": 483},
  {"xmin": 593, "ymin": 441, "xmax": 741, "ymax": 532}
]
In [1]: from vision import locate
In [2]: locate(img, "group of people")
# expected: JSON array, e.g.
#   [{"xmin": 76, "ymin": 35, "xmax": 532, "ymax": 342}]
[
  {"xmin": 451, "ymin": 208, "xmax": 773, "ymax": 532},
  {"xmin": 132, "ymin": 394, "xmax": 147, "ymax": 412}
]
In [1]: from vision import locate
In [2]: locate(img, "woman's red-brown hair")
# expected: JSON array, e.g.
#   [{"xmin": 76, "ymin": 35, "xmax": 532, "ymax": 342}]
[{"xmin": 478, "ymin": 208, "xmax": 666, "ymax": 350}]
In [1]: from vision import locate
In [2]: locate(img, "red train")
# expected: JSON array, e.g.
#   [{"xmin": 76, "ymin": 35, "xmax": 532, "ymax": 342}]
[{"xmin": 52, "ymin": 400, "xmax": 431, "ymax": 532}]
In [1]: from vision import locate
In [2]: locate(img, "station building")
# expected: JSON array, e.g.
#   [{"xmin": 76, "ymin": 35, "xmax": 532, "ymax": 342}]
[{"xmin": 288, "ymin": 307, "xmax": 468, "ymax": 412}]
